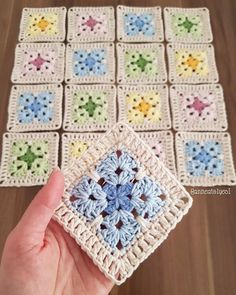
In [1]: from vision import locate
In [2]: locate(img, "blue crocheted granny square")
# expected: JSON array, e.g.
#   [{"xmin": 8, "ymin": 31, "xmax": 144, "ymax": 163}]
[
  {"xmin": 65, "ymin": 43, "xmax": 115, "ymax": 84},
  {"xmin": 176, "ymin": 132, "xmax": 236, "ymax": 186},
  {"xmin": 117, "ymin": 5, "xmax": 164, "ymax": 42},
  {"xmin": 54, "ymin": 124, "xmax": 192, "ymax": 284},
  {"xmin": 7, "ymin": 84, "xmax": 63, "ymax": 132}
]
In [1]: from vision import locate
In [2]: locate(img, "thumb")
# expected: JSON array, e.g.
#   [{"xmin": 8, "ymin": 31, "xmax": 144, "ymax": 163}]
[{"xmin": 12, "ymin": 167, "xmax": 64, "ymax": 248}]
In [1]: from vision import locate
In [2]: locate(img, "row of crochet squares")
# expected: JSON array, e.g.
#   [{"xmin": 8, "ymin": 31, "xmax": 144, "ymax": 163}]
[
  {"xmin": 0, "ymin": 129, "xmax": 235, "ymax": 187},
  {"xmin": 10, "ymin": 41, "xmax": 219, "ymax": 84},
  {"xmin": 18, "ymin": 6, "xmax": 213, "ymax": 43},
  {"xmin": 0, "ymin": 130, "xmax": 175, "ymax": 187},
  {"xmin": 6, "ymin": 84, "xmax": 228, "ymax": 132}
]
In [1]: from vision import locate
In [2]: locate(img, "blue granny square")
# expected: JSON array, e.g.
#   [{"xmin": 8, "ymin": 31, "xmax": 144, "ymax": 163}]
[
  {"xmin": 54, "ymin": 123, "xmax": 192, "ymax": 285},
  {"xmin": 176, "ymin": 132, "xmax": 236, "ymax": 186},
  {"xmin": 117, "ymin": 5, "xmax": 164, "ymax": 42},
  {"xmin": 7, "ymin": 84, "xmax": 63, "ymax": 132},
  {"xmin": 65, "ymin": 43, "xmax": 115, "ymax": 84}
]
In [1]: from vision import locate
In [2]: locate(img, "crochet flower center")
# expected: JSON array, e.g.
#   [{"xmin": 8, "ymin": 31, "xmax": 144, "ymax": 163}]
[
  {"xmin": 190, "ymin": 97, "xmax": 209, "ymax": 113},
  {"xmin": 135, "ymin": 55, "xmax": 150, "ymax": 71},
  {"xmin": 185, "ymin": 56, "xmax": 200, "ymax": 70},
  {"xmin": 82, "ymin": 98, "xmax": 99, "ymax": 117},
  {"xmin": 179, "ymin": 17, "xmax": 196, "ymax": 32},
  {"xmin": 134, "ymin": 18, "xmax": 145, "ymax": 30},
  {"xmin": 69, "ymin": 149, "xmax": 166, "ymax": 251},
  {"xmin": 18, "ymin": 147, "xmax": 39, "ymax": 169},
  {"xmin": 136, "ymin": 100, "xmax": 151, "ymax": 115},
  {"xmin": 84, "ymin": 16, "xmax": 100, "ymax": 30},
  {"xmin": 30, "ymin": 54, "xmax": 48, "ymax": 70},
  {"xmin": 37, "ymin": 17, "xmax": 50, "ymax": 31}
]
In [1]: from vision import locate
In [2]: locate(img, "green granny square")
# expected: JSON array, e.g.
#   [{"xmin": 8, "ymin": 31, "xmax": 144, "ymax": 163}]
[
  {"xmin": 117, "ymin": 43, "xmax": 167, "ymax": 84},
  {"xmin": 164, "ymin": 7, "xmax": 213, "ymax": 43},
  {"xmin": 0, "ymin": 132, "xmax": 59, "ymax": 187},
  {"xmin": 63, "ymin": 84, "xmax": 116, "ymax": 131}
]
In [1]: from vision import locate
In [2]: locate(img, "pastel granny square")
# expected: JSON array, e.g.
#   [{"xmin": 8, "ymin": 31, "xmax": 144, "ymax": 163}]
[
  {"xmin": 139, "ymin": 131, "xmax": 176, "ymax": 175},
  {"xmin": 65, "ymin": 43, "xmax": 115, "ymax": 84},
  {"xmin": 67, "ymin": 6, "xmax": 115, "ymax": 42},
  {"xmin": 0, "ymin": 132, "xmax": 59, "ymax": 187},
  {"xmin": 164, "ymin": 7, "xmax": 213, "ymax": 43},
  {"xmin": 170, "ymin": 84, "xmax": 228, "ymax": 131},
  {"xmin": 53, "ymin": 123, "xmax": 192, "ymax": 284},
  {"xmin": 18, "ymin": 7, "xmax": 66, "ymax": 42},
  {"xmin": 61, "ymin": 133, "xmax": 102, "ymax": 170},
  {"xmin": 63, "ymin": 84, "xmax": 116, "ymax": 131},
  {"xmin": 118, "ymin": 85, "xmax": 171, "ymax": 130},
  {"xmin": 117, "ymin": 5, "xmax": 164, "ymax": 42},
  {"xmin": 11, "ymin": 43, "xmax": 65, "ymax": 84},
  {"xmin": 117, "ymin": 43, "xmax": 167, "ymax": 84},
  {"xmin": 167, "ymin": 43, "xmax": 219, "ymax": 84},
  {"xmin": 7, "ymin": 84, "xmax": 63, "ymax": 132},
  {"xmin": 175, "ymin": 132, "xmax": 236, "ymax": 186}
]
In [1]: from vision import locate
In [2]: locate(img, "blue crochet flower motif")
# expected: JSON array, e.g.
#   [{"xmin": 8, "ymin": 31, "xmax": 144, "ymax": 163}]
[
  {"xmin": 17, "ymin": 91, "xmax": 53, "ymax": 124},
  {"xmin": 124, "ymin": 13, "xmax": 155, "ymax": 37},
  {"xmin": 70, "ymin": 149, "xmax": 166, "ymax": 251},
  {"xmin": 73, "ymin": 49, "xmax": 107, "ymax": 77},
  {"xmin": 185, "ymin": 140, "xmax": 224, "ymax": 177}
]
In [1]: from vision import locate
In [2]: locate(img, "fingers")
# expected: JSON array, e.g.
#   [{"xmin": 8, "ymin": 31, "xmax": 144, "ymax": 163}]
[{"xmin": 13, "ymin": 167, "xmax": 64, "ymax": 247}]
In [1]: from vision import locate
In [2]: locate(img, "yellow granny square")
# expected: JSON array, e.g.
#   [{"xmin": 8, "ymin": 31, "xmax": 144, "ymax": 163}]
[
  {"xmin": 19, "ymin": 7, "xmax": 66, "ymax": 42},
  {"xmin": 167, "ymin": 43, "xmax": 219, "ymax": 84},
  {"xmin": 118, "ymin": 85, "xmax": 171, "ymax": 131}
]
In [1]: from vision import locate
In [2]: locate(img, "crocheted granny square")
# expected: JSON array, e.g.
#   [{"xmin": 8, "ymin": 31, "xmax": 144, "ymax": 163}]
[
  {"xmin": 67, "ymin": 6, "xmax": 115, "ymax": 42},
  {"xmin": 61, "ymin": 133, "xmax": 102, "ymax": 170},
  {"xmin": 0, "ymin": 132, "xmax": 59, "ymax": 187},
  {"xmin": 175, "ymin": 132, "xmax": 236, "ymax": 186},
  {"xmin": 167, "ymin": 43, "xmax": 219, "ymax": 84},
  {"xmin": 117, "ymin": 5, "xmax": 164, "ymax": 42},
  {"xmin": 63, "ymin": 84, "xmax": 116, "ymax": 131},
  {"xmin": 138, "ymin": 131, "xmax": 176, "ymax": 175},
  {"xmin": 11, "ymin": 43, "xmax": 65, "ymax": 84},
  {"xmin": 7, "ymin": 84, "xmax": 63, "ymax": 132},
  {"xmin": 170, "ymin": 84, "xmax": 228, "ymax": 131},
  {"xmin": 164, "ymin": 7, "xmax": 213, "ymax": 43},
  {"xmin": 117, "ymin": 43, "xmax": 167, "ymax": 84},
  {"xmin": 18, "ymin": 7, "xmax": 66, "ymax": 42},
  {"xmin": 118, "ymin": 85, "xmax": 171, "ymax": 130},
  {"xmin": 53, "ymin": 123, "xmax": 192, "ymax": 284},
  {"xmin": 65, "ymin": 43, "xmax": 115, "ymax": 84}
]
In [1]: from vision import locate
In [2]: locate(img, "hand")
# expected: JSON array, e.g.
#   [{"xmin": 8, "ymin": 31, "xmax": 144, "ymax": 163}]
[{"xmin": 0, "ymin": 168, "xmax": 114, "ymax": 295}]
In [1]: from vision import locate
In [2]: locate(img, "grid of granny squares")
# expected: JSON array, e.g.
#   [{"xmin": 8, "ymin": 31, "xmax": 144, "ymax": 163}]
[{"xmin": 0, "ymin": 4, "xmax": 235, "ymax": 285}]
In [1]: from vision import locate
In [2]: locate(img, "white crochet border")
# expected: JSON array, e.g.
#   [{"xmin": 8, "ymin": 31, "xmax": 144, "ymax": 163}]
[
  {"xmin": 63, "ymin": 84, "xmax": 117, "ymax": 132},
  {"xmin": 65, "ymin": 43, "xmax": 115, "ymax": 84},
  {"xmin": 175, "ymin": 132, "xmax": 236, "ymax": 186},
  {"xmin": 7, "ymin": 84, "xmax": 63, "ymax": 132},
  {"xmin": 138, "ymin": 131, "xmax": 176, "ymax": 175},
  {"xmin": 67, "ymin": 6, "xmax": 115, "ymax": 43},
  {"xmin": 170, "ymin": 84, "xmax": 228, "ymax": 131},
  {"xmin": 61, "ymin": 132, "xmax": 103, "ymax": 171},
  {"xmin": 117, "ymin": 84, "xmax": 171, "ymax": 130},
  {"xmin": 53, "ymin": 123, "xmax": 192, "ymax": 285},
  {"xmin": 0, "ymin": 132, "xmax": 59, "ymax": 187},
  {"xmin": 167, "ymin": 43, "xmax": 219, "ymax": 84},
  {"xmin": 117, "ymin": 42, "xmax": 167, "ymax": 84},
  {"xmin": 116, "ymin": 5, "xmax": 164, "ymax": 42},
  {"xmin": 18, "ymin": 7, "xmax": 67, "ymax": 42},
  {"xmin": 11, "ymin": 43, "xmax": 65, "ymax": 84},
  {"xmin": 163, "ymin": 7, "xmax": 213, "ymax": 43}
]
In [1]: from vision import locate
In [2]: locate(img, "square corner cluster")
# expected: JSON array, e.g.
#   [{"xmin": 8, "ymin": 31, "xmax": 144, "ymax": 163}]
[{"xmin": 0, "ymin": 5, "xmax": 235, "ymax": 188}]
